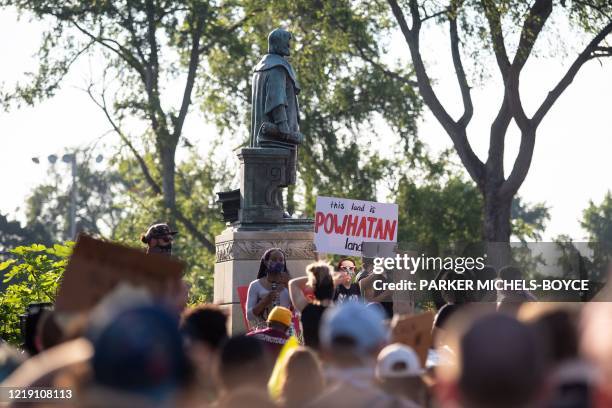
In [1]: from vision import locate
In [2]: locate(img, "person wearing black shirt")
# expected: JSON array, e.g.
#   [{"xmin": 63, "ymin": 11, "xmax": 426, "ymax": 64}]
[
  {"xmin": 360, "ymin": 270, "xmax": 394, "ymax": 319},
  {"xmin": 288, "ymin": 262, "xmax": 334, "ymax": 350},
  {"xmin": 333, "ymin": 258, "xmax": 362, "ymax": 304}
]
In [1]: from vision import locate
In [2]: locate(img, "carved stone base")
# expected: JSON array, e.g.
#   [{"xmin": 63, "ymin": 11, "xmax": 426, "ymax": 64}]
[
  {"xmin": 239, "ymin": 147, "xmax": 289, "ymax": 224},
  {"xmin": 213, "ymin": 227, "xmax": 315, "ymax": 334}
]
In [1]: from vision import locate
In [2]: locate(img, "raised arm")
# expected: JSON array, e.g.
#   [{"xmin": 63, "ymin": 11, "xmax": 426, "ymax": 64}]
[
  {"xmin": 288, "ymin": 276, "xmax": 309, "ymax": 313},
  {"xmin": 359, "ymin": 273, "xmax": 392, "ymax": 303}
]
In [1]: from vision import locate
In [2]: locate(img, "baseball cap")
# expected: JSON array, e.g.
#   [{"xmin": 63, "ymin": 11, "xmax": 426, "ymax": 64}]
[
  {"xmin": 376, "ymin": 343, "xmax": 424, "ymax": 379},
  {"xmin": 142, "ymin": 223, "xmax": 178, "ymax": 243},
  {"xmin": 267, "ymin": 306, "xmax": 292, "ymax": 328},
  {"xmin": 320, "ymin": 301, "xmax": 389, "ymax": 353}
]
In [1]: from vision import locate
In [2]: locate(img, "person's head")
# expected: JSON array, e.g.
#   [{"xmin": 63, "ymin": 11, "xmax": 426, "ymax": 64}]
[
  {"xmin": 257, "ymin": 248, "xmax": 288, "ymax": 280},
  {"xmin": 279, "ymin": 347, "xmax": 325, "ymax": 407},
  {"xmin": 268, "ymin": 28, "xmax": 292, "ymax": 56},
  {"xmin": 433, "ymin": 303, "xmax": 460, "ymax": 346},
  {"xmin": 527, "ymin": 308, "xmax": 579, "ymax": 369},
  {"xmin": 376, "ymin": 344, "xmax": 426, "ymax": 401},
  {"xmin": 440, "ymin": 269, "xmax": 475, "ymax": 304},
  {"xmin": 217, "ymin": 335, "xmax": 270, "ymax": 393},
  {"xmin": 36, "ymin": 309, "xmax": 64, "ymax": 351},
  {"xmin": 336, "ymin": 258, "xmax": 356, "ymax": 284},
  {"xmin": 266, "ymin": 306, "xmax": 292, "ymax": 333},
  {"xmin": 306, "ymin": 262, "xmax": 334, "ymax": 302},
  {"xmin": 445, "ymin": 314, "xmax": 545, "ymax": 408},
  {"xmin": 141, "ymin": 223, "xmax": 177, "ymax": 255},
  {"xmin": 21, "ymin": 302, "xmax": 53, "ymax": 355},
  {"xmin": 320, "ymin": 301, "xmax": 389, "ymax": 367},
  {"xmin": 90, "ymin": 305, "xmax": 191, "ymax": 401},
  {"xmin": 498, "ymin": 292, "xmax": 531, "ymax": 317},
  {"xmin": 499, "ymin": 265, "xmax": 523, "ymax": 281},
  {"xmin": 181, "ymin": 304, "xmax": 228, "ymax": 351},
  {"xmin": 474, "ymin": 265, "xmax": 497, "ymax": 301}
]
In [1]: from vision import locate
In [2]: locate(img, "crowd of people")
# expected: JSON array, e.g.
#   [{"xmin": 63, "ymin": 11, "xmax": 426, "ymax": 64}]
[{"xmin": 1, "ymin": 228, "xmax": 612, "ymax": 407}]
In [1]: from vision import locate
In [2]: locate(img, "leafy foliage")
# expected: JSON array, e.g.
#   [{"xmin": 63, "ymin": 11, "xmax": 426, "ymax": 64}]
[
  {"xmin": 581, "ymin": 191, "xmax": 612, "ymax": 243},
  {"xmin": 0, "ymin": 242, "xmax": 73, "ymax": 345},
  {"xmin": 580, "ymin": 191, "xmax": 612, "ymax": 280},
  {"xmin": 24, "ymin": 151, "xmax": 124, "ymax": 241},
  {"xmin": 396, "ymin": 157, "xmax": 550, "ymax": 252},
  {"xmin": 111, "ymin": 150, "xmax": 230, "ymax": 302}
]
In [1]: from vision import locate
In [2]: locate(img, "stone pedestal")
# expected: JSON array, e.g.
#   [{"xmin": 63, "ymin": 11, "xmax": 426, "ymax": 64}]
[
  {"xmin": 239, "ymin": 147, "xmax": 290, "ymax": 224},
  {"xmin": 214, "ymin": 227, "xmax": 315, "ymax": 334}
]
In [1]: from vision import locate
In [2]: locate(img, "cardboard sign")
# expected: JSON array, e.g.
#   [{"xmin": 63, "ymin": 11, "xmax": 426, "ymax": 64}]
[
  {"xmin": 55, "ymin": 235, "xmax": 184, "ymax": 313},
  {"xmin": 314, "ymin": 196, "xmax": 398, "ymax": 257},
  {"xmin": 391, "ymin": 311, "xmax": 435, "ymax": 366}
]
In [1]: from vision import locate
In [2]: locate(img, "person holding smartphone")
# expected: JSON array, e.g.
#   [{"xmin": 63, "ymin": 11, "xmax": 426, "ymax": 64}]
[{"xmin": 333, "ymin": 258, "xmax": 362, "ymax": 304}]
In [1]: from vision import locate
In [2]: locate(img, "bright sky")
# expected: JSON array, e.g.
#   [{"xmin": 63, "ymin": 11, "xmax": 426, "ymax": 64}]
[{"xmin": 1, "ymin": 8, "xmax": 610, "ymax": 241}]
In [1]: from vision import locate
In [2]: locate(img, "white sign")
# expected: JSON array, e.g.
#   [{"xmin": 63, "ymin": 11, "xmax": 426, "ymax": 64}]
[{"xmin": 314, "ymin": 196, "xmax": 399, "ymax": 257}]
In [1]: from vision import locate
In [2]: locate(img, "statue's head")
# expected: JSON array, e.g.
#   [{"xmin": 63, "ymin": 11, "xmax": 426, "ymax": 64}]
[{"xmin": 268, "ymin": 28, "xmax": 292, "ymax": 56}]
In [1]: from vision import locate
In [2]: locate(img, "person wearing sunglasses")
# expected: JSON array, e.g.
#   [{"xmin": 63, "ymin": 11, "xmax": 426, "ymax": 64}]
[
  {"xmin": 333, "ymin": 258, "xmax": 362, "ymax": 305},
  {"xmin": 141, "ymin": 223, "xmax": 178, "ymax": 256}
]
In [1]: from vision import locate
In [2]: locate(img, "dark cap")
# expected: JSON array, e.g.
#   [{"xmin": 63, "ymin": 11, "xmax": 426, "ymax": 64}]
[{"xmin": 141, "ymin": 223, "xmax": 178, "ymax": 244}]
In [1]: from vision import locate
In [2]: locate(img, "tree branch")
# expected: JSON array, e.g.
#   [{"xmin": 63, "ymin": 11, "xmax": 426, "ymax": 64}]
[
  {"xmin": 505, "ymin": 0, "xmax": 553, "ymax": 132},
  {"xmin": 85, "ymin": 84, "xmax": 162, "ymax": 196},
  {"xmin": 388, "ymin": 0, "xmax": 455, "ymax": 132},
  {"xmin": 486, "ymin": 92, "xmax": 512, "ymax": 181},
  {"xmin": 387, "ymin": 0, "xmax": 485, "ymax": 184},
  {"xmin": 449, "ymin": 13, "xmax": 473, "ymax": 127},
  {"xmin": 512, "ymin": 0, "xmax": 553, "ymax": 71},
  {"xmin": 498, "ymin": 129, "xmax": 535, "ymax": 200},
  {"xmin": 533, "ymin": 20, "xmax": 612, "ymax": 127},
  {"xmin": 355, "ymin": 46, "xmax": 418, "ymax": 87},
  {"xmin": 143, "ymin": 0, "xmax": 171, "ymax": 140},
  {"xmin": 420, "ymin": 8, "xmax": 449, "ymax": 24},
  {"xmin": 480, "ymin": 0, "xmax": 511, "ymax": 77},
  {"xmin": 173, "ymin": 17, "xmax": 204, "ymax": 140},
  {"xmin": 173, "ymin": 210, "xmax": 215, "ymax": 253},
  {"xmin": 67, "ymin": 19, "xmax": 146, "ymax": 80}
]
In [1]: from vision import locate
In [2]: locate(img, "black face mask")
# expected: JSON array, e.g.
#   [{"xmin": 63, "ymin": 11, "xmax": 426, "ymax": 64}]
[{"xmin": 149, "ymin": 242, "xmax": 172, "ymax": 256}]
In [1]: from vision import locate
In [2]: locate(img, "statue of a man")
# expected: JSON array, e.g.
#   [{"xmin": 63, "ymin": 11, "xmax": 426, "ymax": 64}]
[{"xmin": 250, "ymin": 28, "xmax": 303, "ymax": 191}]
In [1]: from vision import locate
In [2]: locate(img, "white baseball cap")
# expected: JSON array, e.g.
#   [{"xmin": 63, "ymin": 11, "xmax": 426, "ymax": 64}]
[
  {"xmin": 376, "ymin": 343, "xmax": 424, "ymax": 379},
  {"xmin": 320, "ymin": 301, "xmax": 389, "ymax": 353}
]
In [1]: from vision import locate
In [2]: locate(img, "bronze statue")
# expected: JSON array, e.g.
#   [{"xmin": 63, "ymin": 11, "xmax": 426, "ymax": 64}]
[{"xmin": 250, "ymin": 28, "xmax": 303, "ymax": 198}]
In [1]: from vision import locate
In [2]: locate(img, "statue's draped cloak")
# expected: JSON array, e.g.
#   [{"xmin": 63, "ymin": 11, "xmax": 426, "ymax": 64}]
[{"xmin": 250, "ymin": 54, "xmax": 301, "ymax": 149}]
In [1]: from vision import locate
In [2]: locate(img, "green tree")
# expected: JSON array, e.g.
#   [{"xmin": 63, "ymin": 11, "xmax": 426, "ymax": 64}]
[
  {"xmin": 24, "ymin": 152, "xmax": 124, "ymax": 241},
  {"xmin": 0, "ymin": 242, "xmax": 72, "ymax": 345},
  {"xmin": 19, "ymin": 147, "xmax": 229, "ymax": 302},
  {"xmin": 396, "ymin": 156, "xmax": 550, "ymax": 253},
  {"xmin": 582, "ymin": 191, "xmax": 612, "ymax": 243},
  {"xmin": 381, "ymin": 0, "xmax": 611, "ymax": 258},
  {"xmin": 110, "ymin": 150, "xmax": 230, "ymax": 301},
  {"xmin": 580, "ymin": 191, "xmax": 612, "ymax": 282},
  {"xmin": 1, "ymin": 0, "xmax": 264, "ymax": 253}
]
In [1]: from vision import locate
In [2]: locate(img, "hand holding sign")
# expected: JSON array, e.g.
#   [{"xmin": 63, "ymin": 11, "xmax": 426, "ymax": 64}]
[{"xmin": 390, "ymin": 311, "xmax": 435, "ymax": 366}]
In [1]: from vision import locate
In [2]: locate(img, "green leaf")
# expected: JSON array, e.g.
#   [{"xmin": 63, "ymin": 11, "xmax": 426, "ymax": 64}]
[{"xmin": 0, "ymin": 259, "xmax": 15, "ymax": 271}]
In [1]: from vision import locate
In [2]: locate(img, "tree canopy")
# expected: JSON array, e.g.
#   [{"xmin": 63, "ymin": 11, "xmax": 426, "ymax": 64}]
[{"xmin": 381, "ymin": 0, "xmax": 611, "ymax": 247}]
